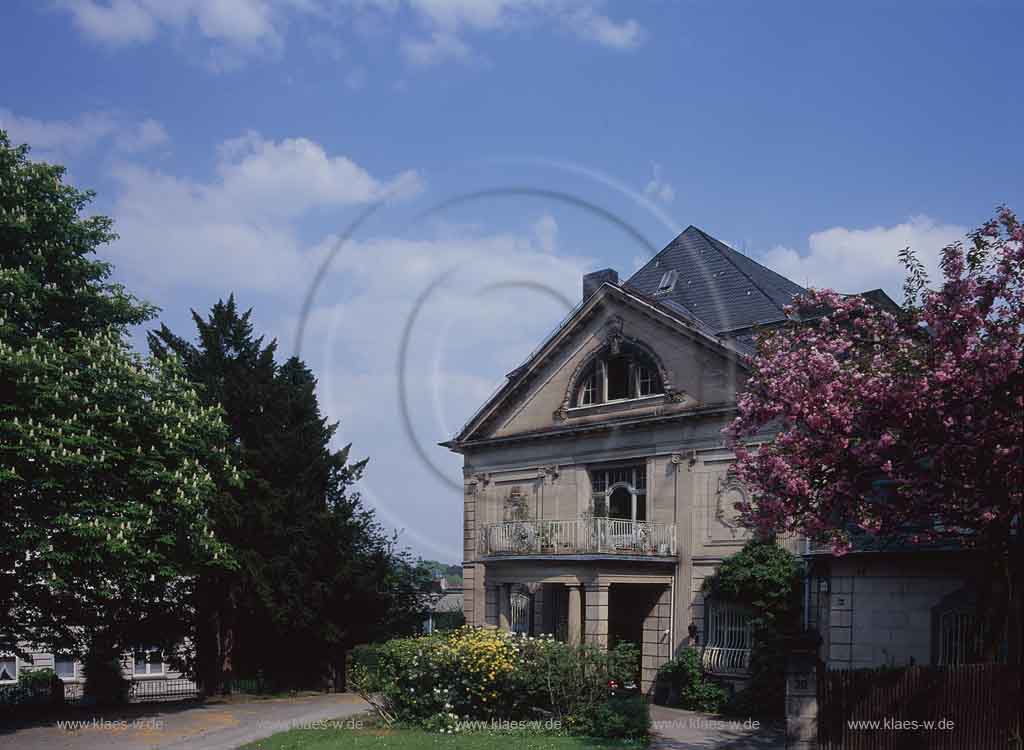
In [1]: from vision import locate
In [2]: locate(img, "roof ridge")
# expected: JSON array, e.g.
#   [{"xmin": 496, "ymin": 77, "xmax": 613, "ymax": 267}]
[{"xmin": 689, "ymin": 226, "xmax": 790, "ymax": 318}]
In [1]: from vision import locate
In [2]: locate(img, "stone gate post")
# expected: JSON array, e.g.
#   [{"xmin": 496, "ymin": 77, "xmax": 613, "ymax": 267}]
[{"xmin": 785, "ymin": 637, "xmax": 820, "ymax": 750}]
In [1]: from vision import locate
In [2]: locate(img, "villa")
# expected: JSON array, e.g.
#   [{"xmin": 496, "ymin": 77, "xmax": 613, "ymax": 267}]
[
  {"xmin": 442, "ymin": 225, "xmax": 809, "ymax": 690},
  {"xmin": 442, "ymin": 225, "xmax": 988, "ymax": 692}
]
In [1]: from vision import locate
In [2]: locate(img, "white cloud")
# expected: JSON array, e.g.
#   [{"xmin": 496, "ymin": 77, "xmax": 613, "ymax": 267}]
[
  {"xmin": 113, "ymin": 118, "xmax": 170, "ymax": 153},
  {"xmin": 401, "ymin": 30, "xmax": 472, "ymax": 66},
  {"xmin": 53, "ymin": 1, "xmax": 644, "ymax": 71},
  {"xmin": 58, "ymin": 0, "xmax": 281, "ymax": 48},
  {"xmin": 103, "ymin": 132, "xmax": 424, "ymax": 294},
  {"xmin": 214, "ymin": 132, "xmax": 422, "ymax": 217},
  {"xmin": 643, "ymin": 163, "xmax": 675, "ymax": 204},
  {"xmin": 59, "ymin": 0, "xmax": 160, "ymax": 43},
  {"xmin": 0, "ymin": 108, "xmax": 168, "ymax": 159},
  {"xmin": 568, "ymin": 6, "xmax": 643, "ymax": 49},
  {"xmin": 758, "ymin": 216, "xmax": 969, "ymax": 300},
  {"xmin": 401, "ymin": 1, "xmax": 644, "ymax": 66}
]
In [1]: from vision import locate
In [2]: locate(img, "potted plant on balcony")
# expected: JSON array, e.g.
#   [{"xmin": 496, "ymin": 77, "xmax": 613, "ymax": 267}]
[
  {"xmin": 538, "ymin": 523, "xmax": 556, "ymax": 554},
  {"xmin": 636, "ymin": 522, "xmax": 653, "ymax": 553}
]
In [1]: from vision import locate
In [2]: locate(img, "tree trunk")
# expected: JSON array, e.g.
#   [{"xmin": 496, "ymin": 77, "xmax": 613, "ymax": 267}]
[
  {"xmin": 195, "ymin": 579, "xmax": 224, "ymax": 698},
  {"xmin": 219, "ymin": 594, "xmax": 236, "ymax": 695}
]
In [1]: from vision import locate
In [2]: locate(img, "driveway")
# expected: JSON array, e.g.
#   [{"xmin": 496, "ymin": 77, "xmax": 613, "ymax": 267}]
[
  {"xmin": 650, "ymin": 705, "xmax": 785, "ymax": 749},
  {"xmin": 0, "ymin": 693, "xmax": 368, "ymax": 750}
]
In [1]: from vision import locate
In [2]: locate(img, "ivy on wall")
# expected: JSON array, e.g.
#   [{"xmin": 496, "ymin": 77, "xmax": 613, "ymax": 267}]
[{"xmin": 701, "ymin": 537, "xmax": 805, "ymax": 716}]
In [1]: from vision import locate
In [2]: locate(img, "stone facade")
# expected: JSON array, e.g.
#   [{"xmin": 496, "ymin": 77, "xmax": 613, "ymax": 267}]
[{"xmin": 444, "ymin": 279, "xmax": 773, "ymax": 691}]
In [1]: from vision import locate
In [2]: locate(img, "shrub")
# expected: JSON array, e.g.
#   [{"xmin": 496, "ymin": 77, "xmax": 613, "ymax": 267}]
[
  {"xmin": 349, "ymin": 627, "xmax": 646, "ymax": 739},
  {"xmin": 656, "ymin": 649, "xmax": 727, "ymax": 712},
  {"xmin": 18, "ymin": 667, "xmax": 57, "ymax": 691},
  {"xmin": 0, "ymin": 668, "xmax": 57, "ymax": 711},
  {"xmin": 82, "ymin": 651, "xmax": 130, "ymax": 706},
  {"xmin": 569, "ymin": 695, "xmax": 650, "ymax": 739}
]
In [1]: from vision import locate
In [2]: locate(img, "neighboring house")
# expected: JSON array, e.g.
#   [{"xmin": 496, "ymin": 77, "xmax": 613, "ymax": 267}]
[
  {"xmin": 1, "ymin": 643, "xmax": 191, "ymax": 699},
  {"xmin": 442, "ymin": 226, "xmax": 819, "ymax": 691},
  {"xmin": 423, "ymin": 577, "xmax": 465, "ymax": 634},
  {"xmin": 805, "ymin": 537, "xmax": 1005, "ymax": 669}
]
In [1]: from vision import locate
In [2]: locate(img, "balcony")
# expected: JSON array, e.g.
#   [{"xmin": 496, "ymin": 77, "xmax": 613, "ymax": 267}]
[{"xmin": 479, "ymin": 518, "xmax": 676, "ymax": 558}]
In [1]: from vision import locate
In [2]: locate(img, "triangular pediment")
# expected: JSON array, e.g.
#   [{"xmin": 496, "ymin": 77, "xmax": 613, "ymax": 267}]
[{"xmin": 445, "ymin": 284, "xmax": 747, "ymax": 448}]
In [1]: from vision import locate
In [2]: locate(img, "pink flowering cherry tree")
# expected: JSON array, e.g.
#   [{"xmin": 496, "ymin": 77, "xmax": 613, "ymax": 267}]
[{"xmin": 725, "ymin": 207, "xmax": 1023, "ymax": 664}]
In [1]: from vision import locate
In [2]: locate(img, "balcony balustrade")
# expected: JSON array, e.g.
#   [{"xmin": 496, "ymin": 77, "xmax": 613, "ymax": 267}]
[{"xmin": 479, "ymin": 517, "xmax": 676, "ymax": 557}]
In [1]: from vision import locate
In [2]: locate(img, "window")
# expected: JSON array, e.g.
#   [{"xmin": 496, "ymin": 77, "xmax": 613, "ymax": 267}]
[
  {"xmin": 0, "ymin": 656, "xmax": 16, "ymax": 683},
  {"xmin": 133, "ymin": 647, "xmax": 164, "ymax": 676},
  {"xmin": 54, "ymin": 655, "xmax": 76, "ymax": 680},
  {"xmin": 657, "ymin": 269, "xmax": 678, "ymax": 293},
  {"xmin": 931, "ymin": 588, "xmax": 1007, "ymax": 666},
  {"xmin": 577, "ymin": 372, "xmax": 596, "ymax": 406},
  {"xmin": 705, "ymin": 601, "xmax": 753, "ymax": 651},
  {"xmin": 572, "ymin": 347, "xmax": 663, "ymax": 407},
  {"xmin": 606, "ymin": 356, "xmax": 630, "ymax": 400},
  {"xmin": 590, "ymin": 464, "xmax": 647, "ymax": 521},
  {"xmin": 702, "ymin": 601, "xmax": 754, "ymax": 675},
  {"xmin": 635, "ymin": 365, "xmax": 655, "ymax": 396},
  {"xmin": 935, "ymin": 611, "xmax": 983, "ymax": 666}
]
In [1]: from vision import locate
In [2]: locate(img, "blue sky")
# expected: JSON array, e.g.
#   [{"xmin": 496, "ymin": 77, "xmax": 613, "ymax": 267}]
[{"xmin": 3, "ymin": 1, "xmax": 1022, "ymax": 562}]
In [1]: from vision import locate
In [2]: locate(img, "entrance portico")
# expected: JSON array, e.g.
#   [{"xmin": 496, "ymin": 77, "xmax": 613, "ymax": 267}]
[{"xmin": 481, "ymin": 560, "xmax": 674, "ymax": 691}]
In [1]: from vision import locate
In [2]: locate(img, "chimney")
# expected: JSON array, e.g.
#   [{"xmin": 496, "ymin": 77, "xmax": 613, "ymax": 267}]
[{"xmin": 582, "ymin": 268, "xmax": 618, "ymax": 301}]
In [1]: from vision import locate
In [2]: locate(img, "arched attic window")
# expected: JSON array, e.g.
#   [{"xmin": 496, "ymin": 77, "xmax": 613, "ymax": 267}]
[{"xmin": 574, "ymin": 345, "xmax": 664, "ymax": 407}]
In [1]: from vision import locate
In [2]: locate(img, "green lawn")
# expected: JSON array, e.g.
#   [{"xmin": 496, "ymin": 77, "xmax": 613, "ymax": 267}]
[{"xmin": 242, "ymin": 715, "xmax": 645, "ymax": 750}]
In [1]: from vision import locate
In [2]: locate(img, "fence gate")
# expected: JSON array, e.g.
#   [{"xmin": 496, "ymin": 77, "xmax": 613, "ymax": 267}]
[
  {"xmin": 510, "ymin": 590, "xmax": 532, "ymax": 635},
  {"xmin": 817, "ymin": 663, "xmax": 1023, "ymax": 750}
]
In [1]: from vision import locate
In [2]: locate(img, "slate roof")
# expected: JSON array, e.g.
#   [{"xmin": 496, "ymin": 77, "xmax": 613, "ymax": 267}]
[{"xmin": 625, "ymin": 226, "xmax": 805, "ymax": 334}]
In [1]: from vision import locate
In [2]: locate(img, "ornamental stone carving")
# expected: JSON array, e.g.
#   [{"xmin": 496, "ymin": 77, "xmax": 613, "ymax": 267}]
[{"xmin": 715, "ymin": 476, "xmax": 749, "ymax": 530}]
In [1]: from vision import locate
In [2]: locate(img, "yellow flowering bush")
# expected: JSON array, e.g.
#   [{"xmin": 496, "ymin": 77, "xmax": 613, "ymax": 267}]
[{"xmin": 350, "ymin": 626, "xmax": 647, "ymax": 739}]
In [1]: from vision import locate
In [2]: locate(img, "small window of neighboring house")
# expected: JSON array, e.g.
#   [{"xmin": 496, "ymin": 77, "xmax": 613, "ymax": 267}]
[
  {"xmin": 55, "ymin": 655, "xmax": 76, "ymax": 680},
  {"xmin": 0, "ymin": 656, "xmax": 16, "ymax": 683},
  {"xmin": 935, "ymin": 611, "xmax": 983, "ymax": 666},
  {"xmin": 657, "ymin": 269, "xmax": 678, "ymax": 294},
  {"xmin": 134, "ymin": 647, "xmax": 164, "ymax": 676},
  {"xmin": 931, "ymin": 588, "xmax": 1006, "ymax": 666}
]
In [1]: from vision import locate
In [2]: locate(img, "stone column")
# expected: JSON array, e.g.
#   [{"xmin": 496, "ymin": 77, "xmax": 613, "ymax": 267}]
[
  {"xmin": 567, "ymin": 585, "xmax": 583, "ymax": 645},
  {"xmin": 485, "ymin": 584, "xmax": 500, "ymax": 628},
  {"xmin": 498, "ymin": 583, "xmax": 511, "ymax": 631},
  {"xmin": 785, "ymin": 648, "xmax": 818, "ymax": 750},
  {"xmin": 641, "ymin": 585, "xmax": 673, "ymax": 693},
  {"xmin": 584, "ymin": 583, "xmax": 609, "ymax": 648}
]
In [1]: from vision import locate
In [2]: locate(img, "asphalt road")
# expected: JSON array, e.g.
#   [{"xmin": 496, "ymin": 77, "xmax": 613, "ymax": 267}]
[
  {"xmin": 0, "ymin": 693, "xmax": 369, "ymax": 750},
  {"xmin": 649, "ymin": 705, "xmax": 786, "ymax": 749}
]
